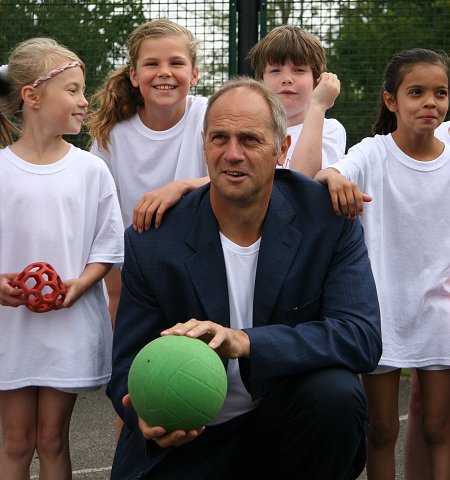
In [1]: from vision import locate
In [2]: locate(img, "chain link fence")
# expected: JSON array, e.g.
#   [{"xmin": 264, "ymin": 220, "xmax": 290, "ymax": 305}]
[{"xmin": 1, "ymin": 0, "xmax": 449, "ymax": 149}]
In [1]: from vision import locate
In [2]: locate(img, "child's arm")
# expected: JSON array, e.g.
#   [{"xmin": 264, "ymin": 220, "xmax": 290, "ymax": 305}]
[
  {"xmin": 289, "ymin": 72, "xmax": 341, "ymax": 178},
  {"xmin": 314, "ymin": 168, "xmax": 372, "ymax": 219},
  {"xmin": 0, "ymin": 273, "xmax": 26, "ymax": 307},
  {"xmin": 133, "ymin": 176, "xmax": 210, "ymax": 233},
  {"xmin": 62, "ymin": 263, "xmax": 113, "ymax": 308}
]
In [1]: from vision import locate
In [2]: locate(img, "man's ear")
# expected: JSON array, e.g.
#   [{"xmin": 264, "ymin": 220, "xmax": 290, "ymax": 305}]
[
  {"xmin": 21, "ymin": 85, "xmax": 41, "ymax": 109},
  {"xmin": 383, "ymin": 91, "xmax": 397, "ymax": 112},
  {"xmin": 277, "ymin": 134, "xmax": 291, "ymax": 166},
  {"xmin": 201, "ymin": 131, "xmax": 208, "ymax": 167}
]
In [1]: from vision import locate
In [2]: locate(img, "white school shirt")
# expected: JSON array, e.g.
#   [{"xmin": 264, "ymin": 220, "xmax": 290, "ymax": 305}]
[
  {"xmin": 332, "ymin": 134, "xmax": 450, "ymax": 368},
  {"xmin": 279, "ymin": 117, "xmax": 346, "ymax": 169},
  {"xmin": 91, "ymin": 95, "xmax": 208, "ymax": 228},
  {"xmin": 435, "ymin": 120, "xmax": 450, "ymax": 143},
  {"xmin": 208, "ymin": 234, "xmax": 261, "ymax": 425},
  {"xmin": 0, "ymin": 146, "xmax": 124, "ymax": 390}
]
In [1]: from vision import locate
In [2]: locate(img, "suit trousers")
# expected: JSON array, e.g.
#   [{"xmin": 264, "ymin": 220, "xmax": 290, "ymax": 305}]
[{"xmin": 133, "ymin": 367, "xmax": 368, "ymax": 480}]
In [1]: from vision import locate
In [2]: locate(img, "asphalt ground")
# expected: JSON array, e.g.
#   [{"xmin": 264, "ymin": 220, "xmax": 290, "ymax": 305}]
[{"xmin": 3, "ymin": 376, "xmax": 410, "ymax": 479}]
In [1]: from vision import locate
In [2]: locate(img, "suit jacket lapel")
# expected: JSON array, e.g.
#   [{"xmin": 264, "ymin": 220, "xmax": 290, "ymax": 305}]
[
  {"xmin": 253, "ymin": 184, "xmax": 303, "ymax": 327},
  {"xmin": 185, "ymin": 191, "xmax": 230, "ymax": 327},
  {"xmin": 184, "ymin": 184, "xmax": 304, "ymax": 329}
]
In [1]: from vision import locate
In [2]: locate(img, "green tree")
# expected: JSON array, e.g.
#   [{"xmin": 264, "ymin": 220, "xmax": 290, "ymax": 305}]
[
  {"xmin": 187, "ymin": 2, "xmax": 230, "ymax": 97},
  {"xmin": 265, "ymin": 0, "xmax": 330, "ymax": 28},
  {"xmin": 327, "ymin": 0, "xmax": 450, "ymax": 149},
  {"xmin": 0, "ymin": 0, "xmax": 148, "ymax": 147}
]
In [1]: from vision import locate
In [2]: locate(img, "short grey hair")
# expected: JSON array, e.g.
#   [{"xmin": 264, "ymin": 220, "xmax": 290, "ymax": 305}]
[{"xmin": 203, "ymin": 76, "xmax": 287, "ymax": 154}]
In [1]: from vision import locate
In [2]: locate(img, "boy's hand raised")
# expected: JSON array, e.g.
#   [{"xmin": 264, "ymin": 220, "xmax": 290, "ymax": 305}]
[
  {"xmin": 289, "ymin": 72, "xmax": 342, "ymax": 178},
  {"xmin": 311, "ymin": 72, "xmax": 340, "ymax": 111}
]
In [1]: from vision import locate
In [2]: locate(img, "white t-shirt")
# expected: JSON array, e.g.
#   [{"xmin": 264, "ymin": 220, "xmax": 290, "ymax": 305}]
[
  {"xmin": 332, "ymin": 134, "xmax": 450, "ymax": 368},
  {"xmin": 279, "ymin": 118, "xmax": 346, "ymax": 170},
  {"xmin": 91, "ymin": 95, "xmax": 208, "ymax": 228},
  {"xmin": 208, "ymin": 234, "xmax": 261, "ymax": 425},
  {"xmin": 435, "ymin": 120, "xmax": 450, "ymax": 143},
  {"xmin": 0, "ymin": 145, "xmax": 124, "ymax": 390}
]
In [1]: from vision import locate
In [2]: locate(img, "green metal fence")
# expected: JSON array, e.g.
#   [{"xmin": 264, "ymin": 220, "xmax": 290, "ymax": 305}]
[{"xmin": 1, "ymin": 0, "xmax": 450, "ymax": 150}]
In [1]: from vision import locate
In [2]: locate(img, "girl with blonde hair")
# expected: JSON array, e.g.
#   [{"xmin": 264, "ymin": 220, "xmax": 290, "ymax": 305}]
[{"xmin": 0, "ymin": 37, "xmax": 124, "ymax": 479}]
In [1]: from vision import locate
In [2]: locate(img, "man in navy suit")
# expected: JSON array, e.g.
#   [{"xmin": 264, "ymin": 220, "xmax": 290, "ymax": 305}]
[{"xmin": 107, "ymin": 77, "xmax": 381, "ymax": 480}]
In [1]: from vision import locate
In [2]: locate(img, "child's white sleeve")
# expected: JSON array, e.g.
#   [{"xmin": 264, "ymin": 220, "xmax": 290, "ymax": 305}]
[
  {"xmin": 322, "ymin": 118, "xmax": 347, "ymax": 168},
  {"xmin": 331, "ymin": 137, "xmax": 374, "ymax": 189},
  {"xmin": 88, "ymin": 165, "xmax": 124, "ymax": 266}
]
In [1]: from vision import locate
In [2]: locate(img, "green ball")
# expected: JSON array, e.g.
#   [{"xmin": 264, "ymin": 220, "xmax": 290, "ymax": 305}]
[{"xmin": 128, "ymin": 335, "xmax": 227, "ymax": 432}]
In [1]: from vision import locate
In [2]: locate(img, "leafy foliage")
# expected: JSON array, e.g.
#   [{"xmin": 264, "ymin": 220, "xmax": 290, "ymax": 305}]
[
  {"xmin": 1, "ymin": 0, "xmax": 148, "ymax": 147},
  {"xmin": 2, "ymin": 0, "xmax": 450, "ymax": 150},
  {"xmin": 327, "ymin": 0, "xmax": 450, "ymax": 148}
]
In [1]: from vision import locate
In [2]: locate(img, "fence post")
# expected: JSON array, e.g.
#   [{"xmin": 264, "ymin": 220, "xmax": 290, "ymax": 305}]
[
  {"xmin": 237, "ymin": 0, "xmax": 258, "ymax": 75},
  {"xmin": 259, "ymin": 0, "xmax": 267, "ymax": 39},
  {"xmin": 229, "ymin": 0, "xmax": 265, "ymax": 77},
  {"xmin": 229, "ymin": 1, "xmax": 238, "ymax": 76}
]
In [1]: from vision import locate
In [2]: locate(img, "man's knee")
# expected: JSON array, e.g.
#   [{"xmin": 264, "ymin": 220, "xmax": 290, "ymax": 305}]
[
  {"xmin": 284, "ymin": 368, "xmax": 367, "ymax": 427},
  {"xmin": 246, "ymin": 369, "xmax": 368, "ymax": 479},
  {"xmin": 254, "ymin": 368, "xmax": 368, "ymax": 445}
]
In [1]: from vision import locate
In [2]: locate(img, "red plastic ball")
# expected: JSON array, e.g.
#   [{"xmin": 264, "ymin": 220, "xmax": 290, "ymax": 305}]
[{"xmin": 11, "ymin": 262, "xmax": 67, "ymax": 313}]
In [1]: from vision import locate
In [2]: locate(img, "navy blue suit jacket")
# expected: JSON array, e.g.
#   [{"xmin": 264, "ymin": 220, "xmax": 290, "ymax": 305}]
[{"xmin": 107, "ymin": 170, "xmax": 381, "ymax": 478}]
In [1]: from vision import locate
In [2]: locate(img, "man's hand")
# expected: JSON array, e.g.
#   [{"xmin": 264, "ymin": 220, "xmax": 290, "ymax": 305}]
[
  {"xmin": 161, "ymin": 319, "xmax": 250, "ymax": 359},
  {"xmin": 122, "ymin": 394, "xmax": 204, "ymax": 448}
]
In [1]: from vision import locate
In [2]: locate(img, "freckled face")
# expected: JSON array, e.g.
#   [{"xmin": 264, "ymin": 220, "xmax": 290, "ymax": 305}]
[
  {"xmin": 129, "ymin": 36, "xmax": 199, "ymax": 119},
  {"xmin": 385, "ymin": 63, "xmax": 449, "ymax": 135},
  {"xmin": 203, "ymin": 87, "xmax": 289, "ymax": 207}
]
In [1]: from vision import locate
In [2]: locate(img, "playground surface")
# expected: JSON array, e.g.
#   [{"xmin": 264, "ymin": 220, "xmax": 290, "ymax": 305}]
[{"xmin": 16, "ymin": 376, "xmax": 409, "ymax": 479}]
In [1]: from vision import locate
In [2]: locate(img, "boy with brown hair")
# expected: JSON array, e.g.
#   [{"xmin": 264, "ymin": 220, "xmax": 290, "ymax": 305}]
[{"xmin": 247, "ymin": 25, "xmax": 345, "ymax": 177}]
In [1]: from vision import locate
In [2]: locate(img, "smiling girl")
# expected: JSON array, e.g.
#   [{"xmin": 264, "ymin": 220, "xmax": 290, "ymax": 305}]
[
  {"xmin": 0, "ymin": 37, "xmax": 124, "ymax": 479},
  {"xmin": 315, "ymin": 48, "xmax": 450, "ymax": 480},
  {"xmin": 86, "ymin": 18, "xmax": 209, "ymax": 332},
  {"xmin": 87, "ymin": 19, "xmax": 208, "ymax": 234}
]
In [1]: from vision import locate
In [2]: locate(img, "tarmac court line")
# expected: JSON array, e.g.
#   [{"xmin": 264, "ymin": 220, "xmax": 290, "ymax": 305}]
[
  {"xmin": 28, "ymin": 415, "xmax": 409, "ymax": 479},
  {"xmin": 31, "ymin": 466, "xmax": 112, "ymax": 479}
]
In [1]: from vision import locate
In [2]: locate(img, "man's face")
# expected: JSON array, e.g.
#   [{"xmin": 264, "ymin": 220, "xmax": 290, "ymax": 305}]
[{"xmin": 203, "ymin": 87, "xmax": 289, "ymax": 207}]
